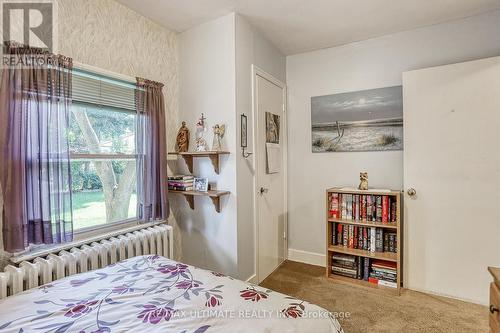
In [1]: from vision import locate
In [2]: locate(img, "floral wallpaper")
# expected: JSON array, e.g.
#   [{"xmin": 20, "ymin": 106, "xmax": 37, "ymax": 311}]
[
  {"xmin": 57, "ymin": 0, "xmax": 179, "ymax": 150},
  {"xmin": 0, "ymin": 0, "xmax": 181, "ymax": 265}
]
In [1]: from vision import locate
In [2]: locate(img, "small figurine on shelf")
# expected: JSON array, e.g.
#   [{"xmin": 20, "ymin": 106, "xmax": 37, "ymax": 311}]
[
  {"xmin": 212, "ymin": 124, "xmax": 225, "ymax": 151},
  {"xmin": 175, "ymin": 121, "xmax": 190, "ymax": 152},
  {"xmin": 195, "ymin": 113, "xmax": 208, "ymax": 152},
  {"xmin": 358, "ymin": 172, "xmax": 368, "ymax": 190}
]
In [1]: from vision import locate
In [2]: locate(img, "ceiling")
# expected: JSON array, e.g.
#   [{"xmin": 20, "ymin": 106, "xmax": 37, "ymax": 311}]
[{"xmin": 117, "ymin": 0, "xmax": 500, "ymax": 55}]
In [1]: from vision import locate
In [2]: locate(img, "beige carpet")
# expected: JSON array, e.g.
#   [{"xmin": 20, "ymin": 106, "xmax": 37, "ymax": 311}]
[{"xmin": 260, "ymin": 261, "xmax": 488, "ymax": 333}]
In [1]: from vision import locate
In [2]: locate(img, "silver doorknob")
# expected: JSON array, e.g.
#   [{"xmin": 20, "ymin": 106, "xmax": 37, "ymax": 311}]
[
  {"xmin": 260, "ymin": 187, "xmax": 269, "ymax": 195},
  {"xmin": 407, "ymin": 188, "xmax": 417, "ymax": 196}
]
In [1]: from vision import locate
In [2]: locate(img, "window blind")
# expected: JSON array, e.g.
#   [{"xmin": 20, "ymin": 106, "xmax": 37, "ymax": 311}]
[{"xmin": 72, "ymin": 69, "xmax": 136, "ymax": 111}]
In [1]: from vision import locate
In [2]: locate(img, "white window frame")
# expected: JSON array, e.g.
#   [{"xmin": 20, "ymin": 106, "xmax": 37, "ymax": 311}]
[{"xmin": 70, "ymin": 63, "xmax": 140, "ymax": 238}]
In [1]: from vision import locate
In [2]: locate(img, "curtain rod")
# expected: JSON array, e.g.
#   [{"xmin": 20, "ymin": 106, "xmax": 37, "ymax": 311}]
[{"xmin": 73, "ymin": 61, "xmax": 136, "ymax": 84}]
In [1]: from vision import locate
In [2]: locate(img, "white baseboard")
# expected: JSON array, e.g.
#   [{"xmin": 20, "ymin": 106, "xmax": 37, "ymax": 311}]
[
  {"xmin": 245, "ymin": 274, "xmax": 257, "ymax": 284},
  {"xmin": 287, "ymin": 248, "xmax": 326, "ymax": 267},
  {"xmin": 406, "ymin": 285, "xmax": 487, "ymax": 306}
]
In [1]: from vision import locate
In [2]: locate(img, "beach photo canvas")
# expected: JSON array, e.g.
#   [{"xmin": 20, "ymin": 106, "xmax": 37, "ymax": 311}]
[{"xmin": 311, "ymin": 86, "xmax": 403, "ymax": 152}]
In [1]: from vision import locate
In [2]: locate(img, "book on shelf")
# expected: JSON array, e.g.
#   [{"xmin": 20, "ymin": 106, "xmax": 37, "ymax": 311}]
[
  {"xmin": 363, "ymin": 258, "xmax": 370, "ymax": 281},
  {"xmin": 331, "ymin": 255, "xmax": 399, "ymax": 284},
  {"xmin": 366, "ymin": 195, "xmax": 373, "ymax": 221},
  {"xmin": 332, "ymin": 253, "xmax": 356, "ymax": 263},
  {"xmin": 369, "ymin": 259, "xmax": 397, "ymax": 288},
  {"xmin": 329, "ymin": 193, "xmax": 397, "ymax": 224},
  {"xmin": 346, "ymin": 195, "xmax": 353, "ymax": 220},
  {"xmin": 333, "ymin": 224, "xmax": 397, "ymax": 253},
  {"xmin": 168, "ymin": 175, "xmax": 194, "ymax": 191},
  {"xmin": 341, "ymin": 194, "xmax": 347, "ymax": 218},
  {"xmin": 329, "ymin": 193, "xmax": 340, "ymax": 218},
  {"xmin": 376, "ymin": 196, "xmax": 382, "ymax": 222},
  {"xmin": 168, "ymin": 186, "xmax": 194, "ymax": 191},
  {"xmin": 382, "ymin": 196, "xmax": 389, "ymax": 223},
  {"xmin": 168, "ymin": 175, "xmax": 194, "ymax": 180},
  {"xmin": 358, "ymin": 227, "xmax": 363, "ymax": 250},
  {"xmin": 331, "ymin": 254, "xmax": 363, "ymax": 279},
  {"xmin": 375, "ymin": 228, "xmax": 383, "ymax": 252},
  {"xmin": 370, "ymin": 227, "xmax": 376, "ymax": 252}
]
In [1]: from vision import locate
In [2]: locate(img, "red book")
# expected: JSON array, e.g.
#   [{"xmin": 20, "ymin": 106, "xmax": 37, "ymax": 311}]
[
  {"xmin": 348, "ymin": 225, "xmax": 354, "ymax": 248},
  {"xmin": 371, "ymin": 260, "xmax": 397, "ymax": 270},
  {"xmin": 337, "ymin": 223, "xmax": 343, "ymax": 244},
  {"xmin": 390, "ymin": 199, "xmax": 397, "ymax": 222},
  {"xmin": 353, "ymin": 226, "xmax": 358, "ymax": 249},
  {"xmin": 368, "ymin": 277, "xmax": 379, "ymax": 285},
  {"xmin": 352, "ymin": 196, "xmax": 357, "ymax": 221},
  {"xmin": 330, "ymin": 193, "xmax": 340, "ymax": 218},
  {"xmin": 382, "ymin": 196, "xmax": 389, "ymax": 223},
  {"xmin": 360, "ymin": 195, "xmax": 366, "ymax": 221}
]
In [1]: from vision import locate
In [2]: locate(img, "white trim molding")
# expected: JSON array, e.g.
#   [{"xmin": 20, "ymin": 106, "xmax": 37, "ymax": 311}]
[
  {"xmin": 245, "ymin": 274, "xmax": 258, "ymax": 284},
  {"xmin": 287, "ymin": 248, "xmax": 326, "ymax": 267},
  {"xmin": 251, "ymin": 65, "xmax": 288, "ymax": 284}
]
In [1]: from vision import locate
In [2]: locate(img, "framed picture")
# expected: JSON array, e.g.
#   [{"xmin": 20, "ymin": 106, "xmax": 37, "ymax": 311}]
[
  {"xmin": 265, "ymin": 112, "xmax": 280, "ymax": 144},
  {"xmin": 311, "ymin": 86, "xmax": 403, "ymax": 152},
  {"xmin": 241, "ymin": 114, "xmax": 248, "ymax": 148},
  {"xmin": 194, "ymin": 178, "xmax": 209, "ymax": 192}
]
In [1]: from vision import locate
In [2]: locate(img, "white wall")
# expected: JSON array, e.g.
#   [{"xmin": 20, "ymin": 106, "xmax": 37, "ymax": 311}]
[
  {"xmin": 177, "ymin": 13, "xmax": 238, "ymax": 276},
  {"xmin": 286, "ymin": 10, "xmax": 500, "ymax": 267},
  {"xmin": 176, "ymin": 13, "xmax": 285, "ymax": 280},
  {"xmin": 235, "ymin": 14, "xmax": 286, "ymax": 281}
]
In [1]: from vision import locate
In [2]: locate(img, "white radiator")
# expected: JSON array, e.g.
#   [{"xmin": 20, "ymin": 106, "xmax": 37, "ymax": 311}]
[{"xmin": 0, "ymin": 224, "xmax": 173, "ymax": 299}]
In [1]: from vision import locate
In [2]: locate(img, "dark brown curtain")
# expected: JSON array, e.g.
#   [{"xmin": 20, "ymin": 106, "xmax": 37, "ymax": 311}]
[
  {"xmin": 0, "ymin": 41, "xmax": 73, "ymax": 252},
  {"xmin": 135, "ymin": 77, "xmax": 168, "ymax": 221}
]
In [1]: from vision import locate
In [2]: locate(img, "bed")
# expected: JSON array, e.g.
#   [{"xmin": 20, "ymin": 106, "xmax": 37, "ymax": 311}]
[{"xmin": 0, "ymin": 255, "xmax": 343, "ymax": 332}]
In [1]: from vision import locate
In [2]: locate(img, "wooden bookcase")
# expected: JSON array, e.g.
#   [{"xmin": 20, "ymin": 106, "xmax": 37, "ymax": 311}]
[{"xmin": 326, "ymin": 187, "xmax": 402, "ymax": 295}]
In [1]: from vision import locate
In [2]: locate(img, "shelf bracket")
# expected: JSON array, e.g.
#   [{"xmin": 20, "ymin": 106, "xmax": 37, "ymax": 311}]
[
  {"xmin": 182, "ymin": 194, "xmax": 194, "ymax": 210},
  {"xmin": 181, "ymin": 155, "xmax": 194, "ymax": 174},
  {"xmin": 208, "ymin": 154, "xmax": 220, "ymax": 174},
  {"xmin": 210, "ymin": 196, "xmax": 221, "ymax": 213}
]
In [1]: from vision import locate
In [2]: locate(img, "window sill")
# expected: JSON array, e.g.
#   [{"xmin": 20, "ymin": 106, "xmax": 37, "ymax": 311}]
[{"xmin": 10, "ymin": 220, "xmax": 168, "ymax": 264}]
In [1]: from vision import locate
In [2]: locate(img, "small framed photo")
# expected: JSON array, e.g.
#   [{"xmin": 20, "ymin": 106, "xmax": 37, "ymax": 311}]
[{"xmin": 194, "ymin": 178, "xmax": 209, "ymax": 192}]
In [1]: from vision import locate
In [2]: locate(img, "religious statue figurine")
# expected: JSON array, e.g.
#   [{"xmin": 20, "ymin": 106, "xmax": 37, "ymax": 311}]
[
  {"xmin": 175, "ymin": 121, "xmax": 190, "ymax": 152},
  {"xmin": 358, "ymin": 172, "xmax": 368, "ymax": 190},
  {"xmin": 195, "ymin": 113, "xmax": 208, "ymax": 152},
  {"xmin": 212, "ymin": 124, "xmax": 225, "ymax": 151}
]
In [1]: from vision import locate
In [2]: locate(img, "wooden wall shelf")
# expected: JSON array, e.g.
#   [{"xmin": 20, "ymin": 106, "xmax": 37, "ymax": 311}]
[
  {"xmin": 168, "ymin": 151, "xmax": 229, "ymax": 174},
  {"xmin": 169, "ymin": 190, "xmax": 230, "ymax": 213}
]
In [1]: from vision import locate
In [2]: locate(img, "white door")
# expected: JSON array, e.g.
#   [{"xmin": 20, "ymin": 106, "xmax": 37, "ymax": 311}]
[
  {"xmin": 403, "ymin": 56, "xmax": 500, "ymax": 304},
  {"xmin": 254, "ymin": 68, "xmax": 286, "ymax": 283}
]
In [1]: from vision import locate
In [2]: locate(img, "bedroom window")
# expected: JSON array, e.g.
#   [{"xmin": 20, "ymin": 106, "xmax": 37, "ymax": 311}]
[{"xmin": 69, "ymin": 70, "xmax": 138, "ymax": 230}]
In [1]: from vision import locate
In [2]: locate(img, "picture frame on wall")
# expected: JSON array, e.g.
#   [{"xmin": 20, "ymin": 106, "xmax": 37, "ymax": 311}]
[
  {"xmin": 311, "ymin": 86, "xmax": 403, "ymax": 152},
  {"xmin": 241, "ymin": 114, "xmax": 248, "ymax": 148}
]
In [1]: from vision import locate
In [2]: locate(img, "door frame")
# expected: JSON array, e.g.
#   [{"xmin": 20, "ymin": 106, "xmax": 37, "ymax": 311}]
[{"xmin": 251, "ymin": 65, "xmax": 288, "ymax": 283}]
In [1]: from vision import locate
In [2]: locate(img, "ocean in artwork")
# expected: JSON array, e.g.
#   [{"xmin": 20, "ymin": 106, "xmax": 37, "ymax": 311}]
[{"xmin": 311, "ymin": 86, "xmax": 403, "ymax": 152}]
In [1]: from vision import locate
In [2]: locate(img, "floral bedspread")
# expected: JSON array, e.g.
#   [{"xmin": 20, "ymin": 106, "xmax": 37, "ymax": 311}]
[{"xmin": 0, "ymin": 256, "xmax": 343, "ymax": 333}]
